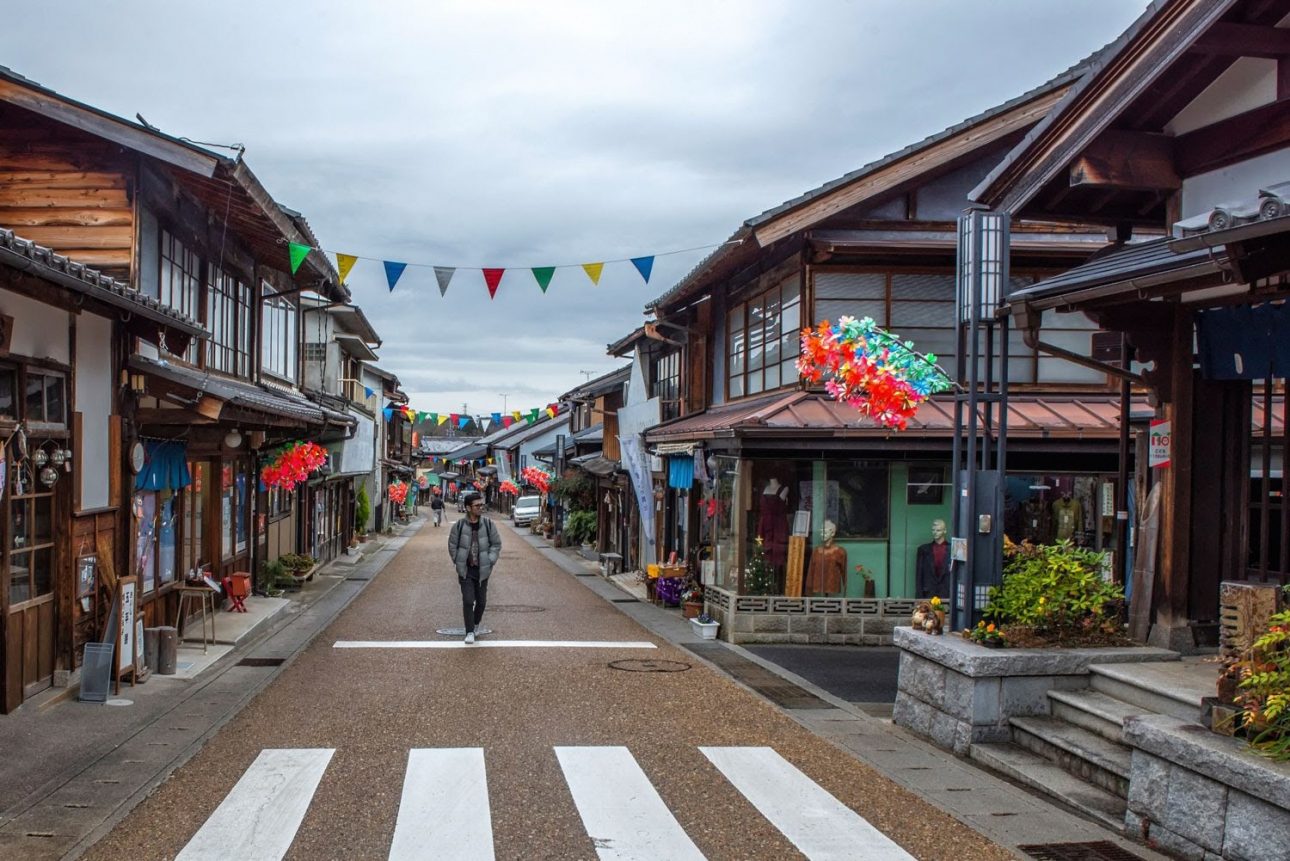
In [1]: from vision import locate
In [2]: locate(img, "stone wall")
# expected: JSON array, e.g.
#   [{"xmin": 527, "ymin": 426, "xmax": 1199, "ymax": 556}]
[
  {"xmin": 1123, "ymin": 715, "xmax": 1290, "ymax": 861},
  {"xmin": 891, "ymin": 627, "xmax": 1177, "ymax": 755},
  {"xmin": 702, "ymin": 586, "xmax": 915, "ymax": 644}
]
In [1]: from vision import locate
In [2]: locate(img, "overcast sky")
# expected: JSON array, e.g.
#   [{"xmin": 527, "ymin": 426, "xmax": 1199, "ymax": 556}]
[{"xmin": 3, "ymin": 1, "xmax": 1143, "ymax": 418}]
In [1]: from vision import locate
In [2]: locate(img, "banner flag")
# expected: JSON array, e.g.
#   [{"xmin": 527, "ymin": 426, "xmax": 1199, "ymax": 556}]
[
  {"xmin": 512, "ymin": 410, "xmax": 522, "ymax": 421},
  {"xmin": 491, "ymin": 412, "xmax": 502, "ymax": 425},
  {"xmin": 429, "ymin": 412, "xmax": 438, "ymax": 424},
  {"xmin": 483, "ymin": 268, "xmax": 505, "ymax": 299},
  {"xmin": 289, "ymin": 242, "xmax": 311, "ymax": 275},
  {"xmin": 336, "ymin": 253, "xmax": 358, "ymax": 284},
  {"xmin": 436, "ymin": 414, "xmax": 448, "ymax": 426},
  {"xmin": 434, "ymin": 266, "xmax": 455, "ymax": 297},
  {"xmin": 502, "ymin": 416, "xmax": 514, "ymax": 428},
  {"xmin": 631, "ymin": 255, "xmax": 654, "ymax": 283},
  {"xmin": 582, "ymin": 262, "xmax": 604, "ymax": 285},
  {"xmin": 383, "ymin": 407, "xmax": 393, "ymax": 421},
  {"xmin": 458, "ymin": 416, "xmax": 469, "ymax": 429},
  {"xmin": 364, "ymin": 386, "xmax": 376, "ymax": 399},
  {"xmin": 545, "ymin": 404, "xmax": 557, "ymax": 418},
  {"xmin": 619, "ymin": 435, "xmax": 658, "ymax": 564},
  {"xmin": 531, "ymin": 266, "xmax": 555, "ymax": 293},
  {"xmin": 449, "ymin": 413, "xmax": 460, "ymax": 425},
  {"xmin": 384, "ymin": 261, "xmax": 407, "ymax": 292},
  {"xmin": 527, "ymin": 408, "xmax": 539, "ymax": 424}
]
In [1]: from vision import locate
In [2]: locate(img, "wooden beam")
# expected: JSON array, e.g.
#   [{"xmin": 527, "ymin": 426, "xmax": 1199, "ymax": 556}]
[
  {"xmin": 0, "ymin": 207, "xmax": 132, "ymax": 227},
  {"xmin": 1192, "ymin": 21, "xmax": 1290, "ymax": 58},
  {"xmin": 1175, "ymin": 96, "xmax": 1290, "ymax": 177},
  {"xmin": 132, "ymin": 407, "xmax": 214, "ymax": 425},
  {"xmin": 1070, "ymin": 129, "xmax": 1179, "ymax": 191}
]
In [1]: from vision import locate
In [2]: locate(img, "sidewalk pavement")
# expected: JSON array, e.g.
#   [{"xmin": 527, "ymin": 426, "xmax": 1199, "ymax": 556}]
[
  {"xmin": 0, "ymin": 517, "xmax": 424, "ymax": 861},
  {"xmin": 525, "ymin": 529, "xmax": 1169, "ymax": 861}
]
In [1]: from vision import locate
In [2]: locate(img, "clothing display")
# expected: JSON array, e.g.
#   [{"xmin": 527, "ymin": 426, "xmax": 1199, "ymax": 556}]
[
  {"xmin": 1052, "ymin": 496, "xmax": 1082, "ymax": 542},
  {"xmin": 805, "ymin": 542, "xmax": 847, "ymax": 595},
  {"xmin": 757, "ymin": 488, "xmax": 789, "ymax": 567},
  {"xmin": 915, "ymin": 540, "xmax": 949, "ymax": 598}
]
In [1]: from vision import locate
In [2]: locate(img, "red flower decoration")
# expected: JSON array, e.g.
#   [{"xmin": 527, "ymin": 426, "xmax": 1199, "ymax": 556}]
[{"xmin": 260, "ymin": 441, "xmax": 328, "ymax": 491}]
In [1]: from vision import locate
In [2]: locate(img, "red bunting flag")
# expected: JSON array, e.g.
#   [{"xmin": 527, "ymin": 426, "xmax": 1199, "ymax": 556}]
[
  {"xmin": 502, "ymin": 416, "xmax": 514, "ymax": 428},
  {"xmin": 449, "ymin": 413, "xmax": 460, "ymax": 425},
  {"xmin": 483, "ymin": 268, "xmax": 505, "ymax": 299}
]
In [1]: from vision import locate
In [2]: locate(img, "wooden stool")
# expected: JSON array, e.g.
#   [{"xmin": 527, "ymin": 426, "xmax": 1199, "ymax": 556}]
[{"xmin": 176, "ymin": 586, "xmax": 217, "ymax": 653}]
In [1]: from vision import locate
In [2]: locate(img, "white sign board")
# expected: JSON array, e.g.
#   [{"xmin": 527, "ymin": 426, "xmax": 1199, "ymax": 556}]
[
  {"xmin": 117, "ymin": 578, "xmax": 136, "ymax": 673},
  {"xmin": 1149, "ymin": 419, "xmax": 1171, "ymax": 469}
]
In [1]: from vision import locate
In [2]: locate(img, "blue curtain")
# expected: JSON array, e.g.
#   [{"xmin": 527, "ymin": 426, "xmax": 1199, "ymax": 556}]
[
  {"xmin": 667, "ymin": 454, "xmax": 694, "ymax": 490},
  {"xmin": 135, "ymin": 441, "xmax": 192, "ymax": 491}
]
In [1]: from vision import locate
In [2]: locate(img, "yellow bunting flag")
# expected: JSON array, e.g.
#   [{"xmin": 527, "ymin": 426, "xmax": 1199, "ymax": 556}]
[
  {"xmin": 336, "ymin": 253, "xmax": 358, "ymax": 285},
  {"xmin": 582, "ymin": 262, "xmax": 604, "ymax": 285},
  {"xmin": 436, "ymin": 414, "xmax": 448, "ymax": 426}
]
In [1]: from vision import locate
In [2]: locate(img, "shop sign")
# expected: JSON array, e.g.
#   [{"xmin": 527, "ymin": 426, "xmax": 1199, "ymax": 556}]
[{"xmin": 1149, "ymin": 419, "xmax": 1171, "ymax": 469}]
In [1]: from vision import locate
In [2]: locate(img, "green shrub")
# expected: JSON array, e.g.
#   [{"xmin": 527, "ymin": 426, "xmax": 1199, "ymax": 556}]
[
  {"xmin": 1237, "ymin": 609, "xmax": 1290, "ymax": 761},
  {"xmin": 564, "ymin": 509, "xmax": 597, "ymax": 545},
  {"xmin": 981, "ymin": 540, "xmax": 1124, "ymax": 646},
  {"xmin": 355, "ymin": 485, "xmax": 371, "ymax": 532},
  {"xmin": 552, "ymin": 474, "xmax": 596, "ymax": 509}
]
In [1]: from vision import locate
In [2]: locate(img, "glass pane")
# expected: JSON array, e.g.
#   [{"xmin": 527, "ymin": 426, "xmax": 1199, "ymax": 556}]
[
  {"xmin": 9, "ymin": 551, "xmax": 30, "ymax": 603},
  {"xmin": 747, "ymin": 369, "xmax": 763, "ymax": 395},
  {"xmin": 10, "ymin": 498, "xmax": 28, "ymax": 549},
  {"xmin": 728, "ymin": 374, "xmax": 744, "ymax": 399},
  {"xmin": 782, "ymin": 300, "xmax": 800, "ymax": 333},
  {"xmin": 136, "ymin": 491, "xmax": 158, "ymax": 593},
  {"xmin": 748, "ymin": 334, "xmax": 764, "ymax": 373},
  {"xmin": 236, "ymin": 470, "xmax": 248, "ymax": 554},
  {"xmin": 781, "ymin": 357, "xmax": 800, "ymax": 385},
  {"xmin": 827, "ymin": 461, "xmax": 890, "ymax": 539},
  {"xmin": 158, "ymin": 490, "xmax": 176, "ymax": 585},
  {"xmin": 33, "ymin": 547, "xmax": 51, "ymax": 596},
  {"xmin": 221, "ymin": 463, "xmax": 234, "ymax": 558},
  {"xmin": 0, "ymin": 368, "xmax": 15, "ymax": 419},
  {"xmin": 782, "ymin": 277, "xmax": 800, "ymax": 307},
  {"xmin": 33, "ymin": 494, "xmax": 51, "ymax": 543},
  {"xmin": 729, "ymin": 328, "xmax": 745, "ymax": 376},
  {"xmin": 765, "ymin": 362, "xmax": 781, "ymax": 389},
  {"xmin": 25, "ymin": 373, "xmax": 44, "ymax": 422}
]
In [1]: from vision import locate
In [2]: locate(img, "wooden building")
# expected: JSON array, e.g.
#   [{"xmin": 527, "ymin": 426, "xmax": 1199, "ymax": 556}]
[{"xmin": 974, "ymin": 0, "xmax": 1290, "ymax": 650}]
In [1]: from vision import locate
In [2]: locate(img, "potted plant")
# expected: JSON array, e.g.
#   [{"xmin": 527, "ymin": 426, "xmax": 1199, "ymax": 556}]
[
  {"xmin": 855, "ymin": 564, "xmax": 876, "ymax": 598},
  {"xmin": 965, "ymin": 620, "xmax": 1006, "ymax": 648},
  {"xmin": 680, "ymin": 583, "xmax": 704, "ymax": 619},
  {"xmin": 690, "ymin": 612, "xmax": 720, "ymax": 640}
]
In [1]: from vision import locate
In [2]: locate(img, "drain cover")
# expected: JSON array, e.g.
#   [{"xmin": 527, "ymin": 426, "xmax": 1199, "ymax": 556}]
[
  {"xmin": 608, "ymin": 659, "xmax": 691, "ymax": 673},
  {"xmin": 609, "ymin": 597, "xmax": 639, "ymax": 603},
  {"xmin": 1019, "ymin": 842, "xmax": 1147, "ymax": 861},
  {"xmin": 345, "ymin": 576, "xmax": 371, "ymax": 581},
  {"xmin": 236, "ymin": 657, "xmax": 285, "ymax": 667},
  {"xmin": 486, "ymin": 604, "xmax": 545, "ymax": 613},
  {"xmin": 435, "ymin": 627, "xmax": 493, "ymax": 636}
]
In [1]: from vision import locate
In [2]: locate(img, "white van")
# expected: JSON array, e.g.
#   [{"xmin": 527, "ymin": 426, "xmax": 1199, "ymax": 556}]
[{"xmin": 512, "ymin": 495, "xmax": 542, "ymax": 527}]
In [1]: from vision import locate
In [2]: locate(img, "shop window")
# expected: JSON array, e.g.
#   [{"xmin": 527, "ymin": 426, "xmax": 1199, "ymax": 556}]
[
  {"xmin": 1003, "ymin": 474, "xmax": 1114, "ymax": 550},
  {"xmin": 653, "ymin": 351, "xmax": 681, "ymax": 422},
  {"xmin": 24, "ymin": 371, "xmax": 66, "ymax": 426},
  {"xmin": 220, "ymin": 463, "xmax": 235, "ymax": 559},
  {"xmin": 262, "ymin": 285, "xmax": 297, "ymax": 382},
  {"xmin": 134, "ymin": 489, "xmax": 179, "ymax": 593},
  {"xmin": 7, "ymin": 453, "xmax": 55, "ymax": 605},
  {"xmin": 182, "ymin": 462, "xmax": 206, "ymax": 578},
  {"xmin": 267, "ymin": 485, "xmax": 292, "ymax": 520},
  {"xmin": 726, "ymin": 276, "xmax": 800, "ymax": 400},
  {"xmin": 821, "ymin": 461, "xmax": 889, "ymax": 540}
]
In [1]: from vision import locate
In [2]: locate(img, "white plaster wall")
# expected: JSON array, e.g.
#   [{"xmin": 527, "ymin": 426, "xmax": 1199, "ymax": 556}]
[
  {"xmin": 75, "ymin": 313, "xmax": 113, "ymax": 510},
  {"xmin": 1181, "ymin": 147, "xmax": 1290, "ymax": 219},
  {"xmin": 341, "ymin": 413, "xmax": 375, "ymax": 475},
  {"xmin": 1166, "ymin": 58, "xmax": 1276, "ymax": 136},
  {"xmin": 0, "ymin": 288, "xmax": 70, "ymax": 363}
]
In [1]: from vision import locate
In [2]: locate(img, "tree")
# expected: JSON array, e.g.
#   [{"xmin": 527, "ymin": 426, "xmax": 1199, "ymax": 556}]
[
  {"xmin": 744, "ymin": 536, "xmax": 777, "ymax": 595},
  {"xmin": 355, "ymin": 485, "xmax": 371, "ymax": 533}
]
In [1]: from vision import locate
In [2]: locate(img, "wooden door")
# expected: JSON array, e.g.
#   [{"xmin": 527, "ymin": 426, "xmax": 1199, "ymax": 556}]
[{"xmin": 3, "ymin": 447, "xmax": 59, "ymax": 711}]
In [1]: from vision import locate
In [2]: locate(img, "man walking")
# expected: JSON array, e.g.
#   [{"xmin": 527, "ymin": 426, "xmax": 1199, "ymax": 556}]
[
  {"xmin": 448, "ymin": 492, "xmax": 501, "ymax": 644},
  {"xmin": 430, "ymin": 490, "xmax": 444, "ymax": 527}
]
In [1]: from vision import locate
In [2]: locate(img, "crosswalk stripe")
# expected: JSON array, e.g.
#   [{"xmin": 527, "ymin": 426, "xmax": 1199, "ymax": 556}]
[
  {"xmin": 555, "ymin": 746, "xmax": 706, "ymax": 861},
  {"xmin": 175, "ymin": 748, "xmax": 334, "ymax": 861},
  {"xmin": 333, "ymin": 640, "xmax": 657, "ymax": 649},
  {"xmin": 389, "ymin": 748, "xmax": 495, "ymax": 861},
  {"xmin": 700, "ymin": 746, "xmax": 914, "ymax": 861}
]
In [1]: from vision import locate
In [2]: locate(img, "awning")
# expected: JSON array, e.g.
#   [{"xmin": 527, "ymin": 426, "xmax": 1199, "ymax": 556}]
[
  {"xmin": 135, "ymin": 440, "xmax": 191, "ymax": 491},
  {"xmin": 477, "ymin": 466, "xmax": 497, "ymax": 475},
  {"xmin": 570, "ymin": 453, "xmax": 619, "ymax": 477},
  {"xmin": 336, "ymin": 334, "xmax": 379, "ymax": 361},
  {"xmin": 438, "ymin": 471, "xmax": 461, "ymax": 481},
  {"xmin": 667, "ymin": 454, "xmax": 694, "ymax": 489},
  {"xmin": 652, "ymin": 441, "xmax": 700, "ymax": 455}
]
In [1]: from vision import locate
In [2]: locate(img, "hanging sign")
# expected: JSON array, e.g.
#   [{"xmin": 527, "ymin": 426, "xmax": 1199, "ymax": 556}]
[{"xmin": 1149, "ymin": 419, "xmax": 1171, "ymax": 469}]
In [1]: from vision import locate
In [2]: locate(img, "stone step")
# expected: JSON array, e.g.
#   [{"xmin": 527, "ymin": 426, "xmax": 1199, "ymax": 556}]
[
  {"xmin": 969, "ymin": 742, "xmax": 1127, "ymax": 832},
  {"xmin": 1089, "ymin": 662, "xmax": 1207, "ymax": 723},
  {"xmin": 1009, "ymin": 715, "xmax": 1131, "ymax": 798},
  {"xmin": 1047, "ymin": 688, "xmax": 1150, "ymax": 744}
]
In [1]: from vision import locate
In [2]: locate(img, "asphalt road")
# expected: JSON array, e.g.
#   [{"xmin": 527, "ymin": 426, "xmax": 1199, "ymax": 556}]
[{"xmin": 82, "ymin": 516, "xmax": 1010, "ymax": 861}]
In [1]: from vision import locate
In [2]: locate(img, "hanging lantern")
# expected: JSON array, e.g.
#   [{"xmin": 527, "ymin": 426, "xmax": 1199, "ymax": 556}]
[
  {"xmin": 32, "ymin": 449, "xmax": 48, "ymax": 467},
  {"xmin": 39, "ymin": 465, "xmax": 59, "ymax": 487}
]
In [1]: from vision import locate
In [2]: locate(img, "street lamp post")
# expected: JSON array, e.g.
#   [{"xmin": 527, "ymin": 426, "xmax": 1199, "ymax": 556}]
[{"xmin": 498, "ymin": 393, "xmax": 509, "ymax": 413}]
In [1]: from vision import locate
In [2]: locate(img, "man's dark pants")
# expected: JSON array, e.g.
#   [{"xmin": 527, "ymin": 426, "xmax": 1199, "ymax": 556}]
[{"xmin": 460, "ymin": 566, "xmax": 487, "ymax": 633}]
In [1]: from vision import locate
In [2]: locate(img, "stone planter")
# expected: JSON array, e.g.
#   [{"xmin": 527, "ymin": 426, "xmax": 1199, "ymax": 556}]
[{"xmin": 892, "ymin": 626, "xmax": 1177, "ymax": 754}]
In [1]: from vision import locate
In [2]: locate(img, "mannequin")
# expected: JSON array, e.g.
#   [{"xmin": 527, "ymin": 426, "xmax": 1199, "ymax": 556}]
[
  {"xmin": 805, "ymin": 519, "xmax": 847, "ymax": 595},
  {"xmin": 1052, "ymin": 492, "xmax": 1082, "ymax": 542},
  {"xmin": 915, "ymin": 519, "xmax": 950, "ymax": 599},
  {"xmin": 757, "ymin": 477, "xmax": 790, "ymax": 568}
]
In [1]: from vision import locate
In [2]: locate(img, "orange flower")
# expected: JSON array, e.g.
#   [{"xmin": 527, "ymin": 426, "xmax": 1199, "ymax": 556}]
[{"xmin": 986, "ymin": 623, "xmax": 996, "ymax": 633}]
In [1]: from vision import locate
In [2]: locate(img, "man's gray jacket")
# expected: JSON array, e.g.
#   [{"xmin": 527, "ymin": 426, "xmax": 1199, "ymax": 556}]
[{"xmin": 448, "ymin": 516, "xmax": 502, "ymax": 580}]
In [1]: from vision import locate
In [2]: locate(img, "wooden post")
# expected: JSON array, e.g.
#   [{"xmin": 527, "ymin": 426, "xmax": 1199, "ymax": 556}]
[
  {"xmin": 1155, "ymin": 306, "xmax": 1194, "ymax": 644},
  {"xmin": 784, "ymin": 536, "xmax": 806, "ymax": 598}
]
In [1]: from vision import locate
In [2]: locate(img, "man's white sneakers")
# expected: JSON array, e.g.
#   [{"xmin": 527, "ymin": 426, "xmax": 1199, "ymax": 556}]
[{"xmin": 464, "ymin": 631, "xmax": 476, "ymax": 644}]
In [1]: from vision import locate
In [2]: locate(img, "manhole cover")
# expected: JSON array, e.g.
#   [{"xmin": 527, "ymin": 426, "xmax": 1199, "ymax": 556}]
[
  {"xmin": 486, "ymin": 604, "xmax": 545, "ymax": 613},
  {"xmin": 237, "ymin": 657, "xmax": 285, "ymax": 667},
  {"xmin": 608, "ymin": 659, "xmax": 691, "ymax": 673},
  {"xmin": 104, "ymin": 699, "xmax": 133, "ymax": 707},
  {"xmin": 1019, "ymin": 842, "xmax": 1147, "ymax": 861},
  {"xmin": 435, "ymin": 627, "xmax": 494, "ymax": 636}
]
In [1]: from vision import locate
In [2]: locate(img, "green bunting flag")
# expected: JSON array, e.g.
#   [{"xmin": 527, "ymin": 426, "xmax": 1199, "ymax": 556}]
[
  {"xmin": 289, "ymin": 242, "xmax": 312, "ymax": 275},
  {"xmin": 531, "ymin": 266, "xmax": 555, "ymax": 293}
]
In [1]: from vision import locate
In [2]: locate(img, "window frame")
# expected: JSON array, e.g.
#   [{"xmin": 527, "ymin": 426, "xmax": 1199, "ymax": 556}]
[
  {"xmin": 206, "ymin": 267, "xmax": 252, "ymax": 378},
  {"xmin": 159, "ymin": 229, "xmax": 203, "ymax": 363},
  {"xmin": 261, "ymin": 283, "xmax": 297, "ymax": 383},
  {"xmin": 725, "ymin": 275, "xmax": 801, "ymax": 401}
]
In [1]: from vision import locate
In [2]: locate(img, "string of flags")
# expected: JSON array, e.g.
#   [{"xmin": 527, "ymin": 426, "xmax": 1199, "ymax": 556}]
[
  {"xmin": 381, "ymin": 402, "xmax": 563, "ymax": 434},
  {"xmin": 286, "ymin": 238, "xmax": 741, "ymax": 297}
]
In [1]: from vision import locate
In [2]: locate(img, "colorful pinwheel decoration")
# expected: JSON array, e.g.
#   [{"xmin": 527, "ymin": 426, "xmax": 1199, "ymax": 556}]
[
  {"xmin": 498, "ymin": 479, "xmax": 520, "ymax": 496},
  {"xmin": 260, "ymin": 441, "xmax": 329, "ymax": 491},
  {"xmin": 388, "ymin": 480, "xmax": 409, "ymax": 505},
  {"xmin": 520, "ymin": 466, "xmax": 552, "ymax": 494},
  {"xmin": 798, "ymin": 316, "xmax": 952, "ymax": 431}
]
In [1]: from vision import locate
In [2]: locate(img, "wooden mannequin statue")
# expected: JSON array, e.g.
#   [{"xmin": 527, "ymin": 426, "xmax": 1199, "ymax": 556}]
[{"xmin": 805, "ymin": 519, "xmax": 847, "ymax": 595}]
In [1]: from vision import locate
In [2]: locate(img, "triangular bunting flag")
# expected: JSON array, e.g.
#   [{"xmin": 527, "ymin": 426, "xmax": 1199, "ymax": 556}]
[
  {"xmin": 434, "ymin": 266, "xmax": 454, "ymax": 297},
  {"xmin": 384, "ymin": 261, "xmax": 407, "ymax": 292},
  {"xmin": 512, "ymin": 411, "xmax": 522, "ymax": 421},
  {"xmin": 336, "ymin": 253, "xmax": 358, "ymax": 284},
  {"xmin": 382, "ymin": 407, "xmax": 393, "ymax": 421},
  {"xmin": 631, "ymin": 255, "xmax": 654, "ymax": 283},
  {"xmin": 436, "ymin": 415, "xmax": 448, "ymax": 426},
  {"xmin": 531, "ymin": 266, "xmax": 555, "ymax": 293},
  {"xmin": 449, "ymin": 413, "xmax": 459, "ymax": 425},
  {"xmin": 545, "ymin": 404, "xmax": 557, "ymax": 418},
  {"xmin": 289, "ymin": 242, "xmax": 312, "ymax": 275},
  {"xmin": 482, "ymin": 268, "xmax": 505, "ymax": 299},
  {"xmin": 491, "ymin": 412, "xmax": 502, "ymax": 425},
  {"xmin": 458, "ymin": 416, "xmax": 469, "ymax": 429},
  {"xmin": 582, "ymin": 262, "xmax": 604, "ymax": 286},
  {"xmin": 363, "ymin": 386, "xmax": 376, "ymax": 399},
  {"xmin": 429, "ymin": 413, "xmax": 438, "ymax": 425},
  {"xmin": 528, "ymin": 408, "xmax": 539, "ymax": 424},
  {"xmin": 502, "ymin": 416, "xmax": 514, "ymax": 428},
  {"xmin": 481, "ymin": 418, "xmax": 492, "ymax": 433}
]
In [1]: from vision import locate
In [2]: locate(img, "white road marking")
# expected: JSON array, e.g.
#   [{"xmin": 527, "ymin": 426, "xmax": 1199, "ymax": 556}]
[
  {"xmin": 700, "ymin": 746, "xmax": 914, "ymax": 861},
  {"xmin": 176, "ymin": 748, "xmax": 334, "ymax": 861},
  {"xmin": 389, "ymin": 748, "xmax": 494, "ymax": 861},
  {"xmin": 555, "ymin": 746, "xmax": 705, "ymax": 861},
  {"xmin": 333, "ymin": 640, "xmax": 657, "ymax": 649}
]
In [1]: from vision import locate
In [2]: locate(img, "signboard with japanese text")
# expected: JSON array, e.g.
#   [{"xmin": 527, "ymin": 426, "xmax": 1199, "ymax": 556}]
[{"xmin": 1149, "ymin": 420, "xmax": 1171, "ymax": 469}]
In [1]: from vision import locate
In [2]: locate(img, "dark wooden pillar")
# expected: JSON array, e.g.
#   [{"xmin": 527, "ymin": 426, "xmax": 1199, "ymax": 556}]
[{"xmin": 1155, "ymin": 305, "xmax": 1195, "ymax": 645}]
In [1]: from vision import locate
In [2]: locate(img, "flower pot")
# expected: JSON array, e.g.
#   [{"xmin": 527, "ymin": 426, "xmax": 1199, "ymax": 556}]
[
  {"xmin": 682, "ymin": 601, "xmax": 703, "ymax": 619},
  {"xmin": 862, "ymin": 580, "xmax": 876, "ymax": 598},
  {"xmin": 980, "ymin": 639, "xmax": 1003, "ymax": 649},
  {"xmin": 690, "ymin": 618, "xmax": 720, "ymax": 640}
]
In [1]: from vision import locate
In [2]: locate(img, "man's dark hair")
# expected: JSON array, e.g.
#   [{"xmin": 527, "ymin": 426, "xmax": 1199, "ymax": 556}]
[{"xmin": 463, "ymin": 492, "xmax": 482, "ymax": 507}]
